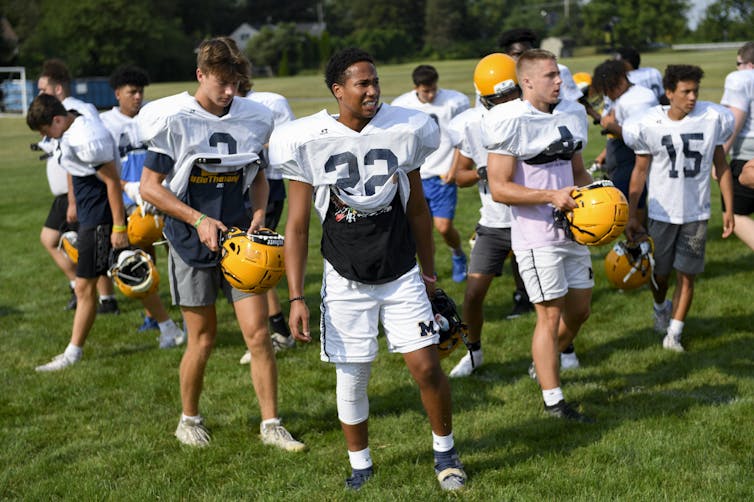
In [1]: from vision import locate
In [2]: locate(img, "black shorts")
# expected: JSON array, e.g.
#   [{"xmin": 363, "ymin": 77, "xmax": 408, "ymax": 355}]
[
  {"xmin": 265, "ymin": 199, "xmax": 285, "ymax": 231},
  {"xmin": 76, "ymin": 225, "xmax": 112, "ymax": 278},
  {"xmin": 468, "ymin": 224, "xmax": 512, "ymax": 276},
  {"xmin": 722, "ymin": 159, "xmax": 754, "ymax": 215},
  {"xmin": 44, "ymin": 194, "xmax": 78, "ymax": 232}
]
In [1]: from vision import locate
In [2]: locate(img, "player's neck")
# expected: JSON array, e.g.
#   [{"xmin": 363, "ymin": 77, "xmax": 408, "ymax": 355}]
[
  {"xmin": 525, "ymin": 95, "xmax": 555, "ymax": 113},
  {"xmin": 666, "ymin": 106, "xmax": 690, "ymax": 121}
]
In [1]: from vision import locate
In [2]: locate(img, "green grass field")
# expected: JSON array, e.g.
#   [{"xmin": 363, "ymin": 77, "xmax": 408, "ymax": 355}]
[{"xmin": 1, "ymin": 49, "xmax": 753, "ymax": 500}]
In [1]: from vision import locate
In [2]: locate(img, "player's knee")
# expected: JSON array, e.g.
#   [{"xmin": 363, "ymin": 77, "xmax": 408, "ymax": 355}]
[{"xmin": 336, "ymin": 362, "xmax": 371, "ymax": 425}]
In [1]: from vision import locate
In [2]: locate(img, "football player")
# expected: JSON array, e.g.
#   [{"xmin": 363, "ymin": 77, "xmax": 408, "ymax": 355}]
[
  {"xmin": 27, "ymin": 94, "xmax": 129, "ymax": 372},
  {"xmin": 35, "ymin": 59, "xmax": 120, "ymax": 314},
  {"xmin": 392, "ymin": 65, "xmax": 471, "ymax": 283},
  {"xmin": 272, "ymin": 48, "xmax": 466, "ymax": 491},
  {"xmin": 720, "ymin": 42, "xmax": 754, "ymax": 251},
  {"xmin": 138, "ymin": 37, "xmax": 304, "ymax": 451},
  {"xmin": 624, "ymin": 65, "xmax": 735, "ymax": 352},
  {"xmin": 446, "ymin": 53, "xmax": 522, "ymax": 377},
  {"xmin": 483, "ymin": 49, "xmax": 595, "ymax": 422},
  {"xmin": 237, "ymin": 77, "xmax": 296, "ymax": 363},
  {"xmin": 100, "ymin": 64, "xmax": 185, "ymax": 348},
  {"xmin": 614, "ymin": 47, "xmax": 666, "ymax": 104}
]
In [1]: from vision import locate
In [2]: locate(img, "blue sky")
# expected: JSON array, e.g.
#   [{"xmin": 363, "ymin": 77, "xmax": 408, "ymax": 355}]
[{"xmin": 689, "ymin": 0, "xmax": 713, "ymax": 29}]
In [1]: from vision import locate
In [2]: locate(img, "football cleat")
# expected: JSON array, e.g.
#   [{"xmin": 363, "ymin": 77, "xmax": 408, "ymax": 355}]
[
  {"xmin": 108, "ymin": 248, "xmax": 159, "ymax": 299},
  {"xmin": 474, "ymin": 53, "xmax": 519, "ymax": 109},
  {"xmin": 544, "ymin": 400, "xmax": 595, "ymax": 423},
  {"xmin": 58, "ymin": 231, "xmax": 79, "ymax": 264},
  {"xmin": 431, "ymin": 289, "xmax": 468, "ymax": 360},
  {"xmin": 554, "ymin": 180, "xmax": 628, "ymax": 246},
  {"xmin": 127, "ymin": 210, "xmax": 165, "ymax": 249},
  {"xmin": 220, "ymin": 227, "xmax": 285, "ymax": 295},
  {"xmin": 605, "ymin": 238, "xmax": 656, "ymax": 290},
  {"xmin": 260, "ymin": 418, "xmax": 306, "ymax": 452}
]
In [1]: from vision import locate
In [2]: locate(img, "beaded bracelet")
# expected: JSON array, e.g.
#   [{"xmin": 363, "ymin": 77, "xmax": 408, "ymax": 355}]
[{"xmin": 288, "ymin": 295, "xmax": 306, "ymax": 303}]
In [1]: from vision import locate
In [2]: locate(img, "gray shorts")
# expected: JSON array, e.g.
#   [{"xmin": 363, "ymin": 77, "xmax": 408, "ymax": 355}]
[
  {"xmin": 648, "ymin": 219, "xmax": 707, "ymax": 276},
  {"xmin": 468, "ymin": 224, "xmax": 512, "ymax": 276},
  {"xmin": 167, "ymin": 246, "xmax": 253, "ymax": 307}
]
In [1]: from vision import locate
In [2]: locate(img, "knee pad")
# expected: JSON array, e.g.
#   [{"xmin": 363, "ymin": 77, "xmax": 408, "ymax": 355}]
[{"xmin": 335, "ymin": 362, "xmax": 371, "ymax": 425}]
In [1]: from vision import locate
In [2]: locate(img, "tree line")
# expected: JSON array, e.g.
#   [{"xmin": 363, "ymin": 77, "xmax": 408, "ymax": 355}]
[{"xmin": 1, "ymin": 0, "xmax": 752, "ymax": 81}]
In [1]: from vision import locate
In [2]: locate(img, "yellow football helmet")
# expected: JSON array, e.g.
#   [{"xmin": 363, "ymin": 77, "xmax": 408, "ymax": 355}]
[
  {"xmin": 605, "ymin": 238, "xmax": 655, "ymax": 290},
  {"xmin": 58, "ymin": 231, "xmax": 79, "ymax": 264},
  {"xmin": 565, "ymin": 180, "xmax": 629, "ymax": 246},
  {"xmin": 431, "ymin": 289, "xmax": 468, "ymax": 359},
  {"xmin": 572, "ymin": 72, "xmax": 592, "ymax": 96},
  {"xmin": 474, "ymin": 53, "xmax": 519, "ymax": 109},
  {"xmin": 220, "ymin": 227, "xmax": 285, "ymax": 294},
  {"xmin": 127, "ymin": 210, "xmax": 165, "ymax": 249},
  {"xmin": 108, "ymin": 248, "xmax": 160, "ymax": 299}
]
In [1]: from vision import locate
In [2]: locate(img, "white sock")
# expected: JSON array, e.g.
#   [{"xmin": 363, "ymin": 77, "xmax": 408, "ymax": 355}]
[
  {"xmin": 432, "ymin": 431, "xmax": 454, "ymax": 452},
  {"xmin": 654, "ymin": 300, "xmax": 667, "ymax": 310},
  {"xmin": 348, "ymin": 447, "xmax": 373, "ymax": 470},
  {"xmin": 158, "ymin": 319, "xmax": 177, "ymax": 333},
  {"xmin": 261, "ymin": 417, "xmax": 280, "ymax": 428},
  {"xmin": 542, "ymin": 387, "xmax": 564, "ymax": 406},
  {"xmin": 64, "ymin": 343, "xmax": 83, "ymax": 361},
  {"xmin": 99, "ymin": 295, "xmax": 115, "ymax": 302},
  {"xmin": 69, "ymin": 280, "xmax": 76, "ymax": 289},
  {"xmin": 181, "ymin": 413, "xmax": 201, "ymax": 422},
  {"xmin": 668, "ymin": 319, "xmax": 684, "ymax": 336}
]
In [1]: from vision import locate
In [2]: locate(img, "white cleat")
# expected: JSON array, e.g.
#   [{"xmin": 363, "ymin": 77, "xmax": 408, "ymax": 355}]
[
  {"xmin": 260, "ymin": 418, "xmax": 306, "ymax": 452},
  {"xmin": 35, "ymin": 353, "xmax": 79, "ymax": 372},
  {"xmin": 662, "ymin": 332, "xmax": 684, "ymax": 352},
  {"xmin": 175, "ymin": 415, "xmax": 211, "ymax": 447},
  {"xmin": 560, "ymin": 351, "xmax": 580, "ymax": 370},
  {"xmin": 449, "ymin": 350, "xmax": 482, "ymax": 378}
]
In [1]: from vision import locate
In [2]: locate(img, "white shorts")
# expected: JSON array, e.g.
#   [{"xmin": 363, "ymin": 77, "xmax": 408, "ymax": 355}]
[
  {"xmin": 515, "ymin": 242, "xmax": 594, "ymax": 303},
  {"xmin": 320, "ymin": 261, "xmax": 439, "ymax": 363}
]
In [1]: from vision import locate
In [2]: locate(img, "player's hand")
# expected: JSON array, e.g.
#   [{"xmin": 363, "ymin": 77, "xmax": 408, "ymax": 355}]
[
  {"xmin": 551, "ymin": 186, "xmax": 578, "ymax": 212},
  {"xmin": 111, "ymin": 229, "xmax": 129, "ymax": 249},
  {"xmin": 196, "ymin": 215, "xmax": 227, "ymax": 252},
  {"xmin": 288, "ymin": 300, "xmax": 311, "ymax": 343},
  {"xmin": 248, "ymin": 217, "xmax": 264, "ymax": 234},
  {"xmin": 30, "ymin": 143, "xmax": 42, "ymax": 152},
  {"xmin": 66, "ymin": 202, "xmax": 77, "ymax": 224},
  {"xmin": 722, "ymin": 212, "xmax": 734, "ymax": 239},
  {"xmin": 625, "ymin": 216, "xmax": 646, "ymax": 242}
]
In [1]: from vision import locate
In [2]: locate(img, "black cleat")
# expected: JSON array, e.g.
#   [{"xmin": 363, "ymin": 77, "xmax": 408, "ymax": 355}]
[
  {"xmin": 97, "ymin": 298, "xmax": 120, "ymax": 315},
  {"xmin": 506, "ymin": 289, "xmax": 534, "ymax": 319},
  {"xmin": 64, "ymin": 287, "xmax": 77, "ymax": 311},
  {"xmin": 345, "ymin": 467, "xmax": 373, "ymax": 491},
  {"xmin": 544, "ymin": 400, "xmax": 595, "ymax": 423}
]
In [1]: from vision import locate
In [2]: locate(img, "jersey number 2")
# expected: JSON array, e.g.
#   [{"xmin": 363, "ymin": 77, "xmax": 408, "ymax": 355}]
[{"xmin": 324, "ymin": 149, "xmax": 398, "ymax": 196}]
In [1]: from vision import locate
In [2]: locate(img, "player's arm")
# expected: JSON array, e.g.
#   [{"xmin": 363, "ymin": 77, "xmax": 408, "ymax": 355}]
[
  {"xmin": 626, "ymin": 154, "xmax": 651, "ymax": 240},
  {"xmin": 283, "ymin": 179, "xmax": 312, "ymax": 342},
  {"xmin": 571, "ymin": 152, "xmax": 593, "ymax": 186},
  {"xmin": 600, "ymin": 109, "xmax": 623, "ymax": 138},
  {"xmin": 453, "ymin": 151, "xmax": 479, "ymax": 188},
  {"xmin": 97, "ymin": 160, "xmax": 129, "ymax": 249},
  {"xmin": 486, "ymin": 152, "xmax": 576, "ymax": 210},
  {"xmin": 713, "ymin": 145, "xmax": 735, "ymax": 238},
  {"xmin": 723, "ymin": 106, "xmax": 746, "ymax": 155},
  {"xmin": 247, "ymin": 167, "xmax": 269, "ymax": 233},
  {"xmin": 405, "ymin": 169, "xmax": 436, "ymax": 296},
  {"xmin": 443, "ymin": 149, "xmax": 461, "ymax": 184},
  {"xmin": 140, "ymin": 164, "xmax": 227, "ymax": 252},
  {"xmin": 66, "ymin": 173, "xmax": 77, "ymax": 223}
]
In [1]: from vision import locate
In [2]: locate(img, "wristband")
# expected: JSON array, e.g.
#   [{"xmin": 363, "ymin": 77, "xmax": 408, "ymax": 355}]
[
  {"xmin": 421, "ymin": 273, "xmax": 437, "ymax": 284},
  {"xmin": 112, "ymin": 225, "xmax": 127, "ymax": 233},
  {"xmin": 193, "ymin": 214, "xmax": 207, "ymax": 229},
  {"xmin": 288, "ymin": 295, "xmax": 306, "ymax": 303}
]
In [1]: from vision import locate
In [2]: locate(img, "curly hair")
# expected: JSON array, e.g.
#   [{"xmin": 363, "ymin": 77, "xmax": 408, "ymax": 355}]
[
  {"xmin": 109, "ymin": 65, "xmax": 150, "ymax": 90},
  {"xmin": 324, "ymin": 47, "xmax": 375, "ymax": 94},
  {"xmin": 591, "ymin": 59, "xmax": 629, "ymax": 96},
  {"xmin": 663, "ymin": 65, "xmax": 704, "ymax": 92}
]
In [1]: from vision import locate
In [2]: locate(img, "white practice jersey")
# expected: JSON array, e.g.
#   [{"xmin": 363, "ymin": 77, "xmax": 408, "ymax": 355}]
[
  {"xmin": 558, "ymin": 64, "xmax": 583, "ymax": 102},
  {"xmin": 43, "ymin": 96, "xmax": 100, "ymax": 196},
  {"xmin": 482, "ymin": 98, "xmax": 588, "ymax": 251},
  {"xmin": 447, "ymin": 106, "xmax": 512, "ymax": 228},
  {"xmin": 246, "ymin": 90, "xmax": 295, "ymax": 180},
  {"xmin": 721, "ymin": 68, "xmax": 754, "ymax": 160},
  {"xmin": 391, "ymin": 88, "xmax": 469, "ymax": 178},
  {"xmin": 269, "ymin": 104, "xmax": 439, "ymax": 222},
  {"xmin": 623, "ymin": 102, "xmax": 734, "ymax": 224},
  {"xmin": 628, "ymin": 67, "xmax": 664, "ymax": 102},
  {"xmin": 612, "ymin": 84, "xmax": 658, "ymax": 125},
  {"xmin": 137, "ymin": 92, "xmax": 272, "ymax": 199},
  {"xmin": 58, "ymin": 113, "xmax": 118, "ymax": 178}
]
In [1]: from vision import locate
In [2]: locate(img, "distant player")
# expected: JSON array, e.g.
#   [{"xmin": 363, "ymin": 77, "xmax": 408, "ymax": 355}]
[
  {"xmin": 27, "ymin": 94, "xmax": 129, "ymax": 371},
  {"xmin": 100, "ymin": 64, "xmax": 185, "ymax": 348},
  {"xmin": 614, "ymin": 47, "xmax": 666, "ymax": 104},
  {"xmin": 624, "ymin": 65, "xmax": 735, "ymax": 351},
  {"xmin": 273, "ymin": 47, "xmax": 466, "ymax": 491},
  {"xmin": 392, "ymin": 65, "xmax": 471, "ymax": 282},
  {"xmin": 138, "ymin": 37, "xmax": 304, "ymax": 451}
]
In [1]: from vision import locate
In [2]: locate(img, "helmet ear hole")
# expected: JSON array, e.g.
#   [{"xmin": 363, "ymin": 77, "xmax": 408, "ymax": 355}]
[{"xmin": 109, "ymin": 248, "xmax": 160, "ymax": 298}]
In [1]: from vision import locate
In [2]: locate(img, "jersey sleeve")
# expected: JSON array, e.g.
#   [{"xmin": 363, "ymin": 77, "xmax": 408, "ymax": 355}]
[
  {"xmin": 69, "ymin": 118, "xmax": 117, "ymax": 166},
  {"xmin": 714, "ymin": 103, "xmax": 736, "ymax": 144},
  {"xmin": 721, "ymin": 71, "xmax": 750, "ymax": 111},
  {"xmin": 410, "ymin": 111, "xmax": 441, "ymax": 168},
  {"xmin": 622, "ymin": 115, "xmax": 650, "ymax": 154},
  {"xmin": 268, "ymin": 120, "xmax": 312, "ymax": 184},
  {"xmin": 481, "ymin": 103, "xmax": 521, "ymax": 156},
  {"xmin": 136, "ymin": 98, "xmax": 176, "ymax": 159}
]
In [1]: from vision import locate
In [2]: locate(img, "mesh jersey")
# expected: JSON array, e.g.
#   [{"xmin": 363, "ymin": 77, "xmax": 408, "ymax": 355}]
[
  {"xmin": 43, "ymin": 97, "xmax": 100, "ymax": 196},
  {"xmin": 269, "ymin": 104, "xmax": 439, "ymax": 283},
  {"xmin": 558, "ymin": 64, "xmax": 583, "ymax": 102},
  {"xmin": 721, "ymin": 68, "xmax": 754, "ymax": 161},
  {"xmin": 482, "ymin": 98, "xmax": 588, "ymax": 251},
  {"xmin": 137, "ymin": 92, "xmax": 273, "ymax": 267},
  {"xmin": 612, "ymin": 84, "xmax": 658, "ymax": 125},
  {"xmin": 628, "ymin": 67, "xmax": 664, "ymax": 102},
  {"xmin": 623, "ymin": 102, "xmax": 734, "ymax": 224},
  {"xmin": 245, "ymin": 90, "xmax": 295, "ymax": 180},
  {"xmin": 57, "ymin": 113, "xmax": 119, "ymax": 228},
  {"xmin": 391, "ymin": 88, "xmax": 469, "ymax": 178},
  {"xmin": 447, "ymin": 106, "xmax": 512, "ymax": 228},
  {"xmin": 101, "ymin": 107, "xmax": 146, "ymax": 206}
]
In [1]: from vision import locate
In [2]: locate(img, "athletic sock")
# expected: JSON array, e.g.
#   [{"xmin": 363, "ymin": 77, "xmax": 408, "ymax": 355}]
[
  {"xmin": 542, "ymin": 387, "xmax": 564, "ymax": 407},
  {"xmin": 668, "ymin": 319, "xmax": 684, "ymax": 336},
  {"xmin": 158, "ymin": 319, "xmax": 178, "ymax": 334},
  {"xmin": 466, "ymin": 341, "xmax": 481, "ymax": 352},
  {"xmin": 348, "ymin": 447, "xmax": 373, "ymax": 470},
  {"xmin": 64, "ymin": 343, "xmax": 83, "ymax": 361},
  {"xmin": 432, "ymin": 431, "xmax": 455, "ymax": 453},
  {"xmin": 269, "ymin": 313, "xmax": 290, "ymax": 337}
]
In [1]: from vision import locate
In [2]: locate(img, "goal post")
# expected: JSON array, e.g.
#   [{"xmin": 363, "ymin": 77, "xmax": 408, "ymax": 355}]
[{"xmin": 0, "ymin": 66, "xmax": 30, "ymax": 115}]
